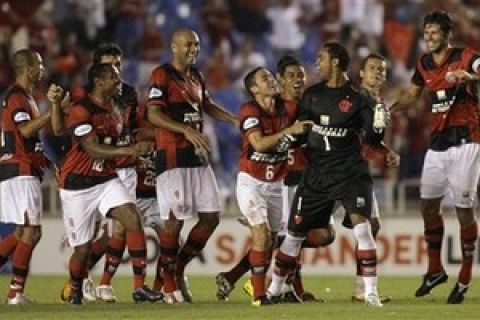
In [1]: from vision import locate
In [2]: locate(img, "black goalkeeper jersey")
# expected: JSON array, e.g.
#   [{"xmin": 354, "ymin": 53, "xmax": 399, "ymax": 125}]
[{"xmin": 299, "ymin": 80, "xmax": 384, "ymax": 176}]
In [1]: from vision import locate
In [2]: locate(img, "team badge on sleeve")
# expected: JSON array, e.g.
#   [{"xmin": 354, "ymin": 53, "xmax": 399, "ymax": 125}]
[
  {"xmin": 73, "ymin": 123, "xmax": 93, "ymax": 137},
  {"xmin": 243, "ymin": 117, "xmax": 260, "ymax": 130},
  {"xmin": 148, "ymin": 87, "xmax": 163, "ymax": 99},
  {"xmin": 13, "ymin": 110, "xmax": 31, "ymax": 123}
]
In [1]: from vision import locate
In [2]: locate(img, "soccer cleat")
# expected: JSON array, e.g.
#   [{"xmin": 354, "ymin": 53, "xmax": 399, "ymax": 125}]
[
  {"xmin": 302, "ymin": 291, "xmax": 324, "ymax": 302},
  {"xmin": 176, "ymin": 275, "xmax": 193, "ymax": 303},
  {"xmin": 163, "ymin": 290, "xmax": 184, "ymax": 304},
  {"xmin": 251, "ymin": 296, "xmax": 274, "ymax": 307},
  {"xmin": 352, "ymin": 293, "xmax": 391, "ymax": 304},
  {"xmin": 6, "ymin": 292, "xmax": 34, "ymax": 305},
  {"xmin": 60, "ymin": 281, "xmax": 71, "ymax": 302},
  {"xmin": 282, "ymin": 290, "xmax": 303, "ymax": 303},
  {"xmin": 364, "ymin": 293, "xmax": 383, "ymax": 307},
  {"xmin": 68, "ymin": 292, "xmax": 84, "ymax": 306},
  {"xmin": 82, "ymin": 276, "xmax": 97, "ymax": 302},
  {"xmin": 414, "ymin": 270, "xmax": 448, "ymax": 297},
  {"xmin": 215, "ymin": 273, "xmax": 235, "ymax": 301},
  {"xmin": 447, "ymin": 283, "xmax": 468, "ymax": 304},
  {"xmin": 132, "ymin": 285, "xmax": 163, "ymax": 303},
  {"xmin": 96, "ymin": 285, "xmax": 117, "ymax": 303},
  {"xmin": 243, "ymin": 279, "xmax": 254, "ymax": 299}
]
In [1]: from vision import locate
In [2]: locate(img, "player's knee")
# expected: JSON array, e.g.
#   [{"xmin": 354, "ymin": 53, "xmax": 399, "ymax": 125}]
[
  {"xmin": 112, "ymin": 220, "xmax": 126, "ymax": 239},
  {"xmin": 74, "ymin": 242, "xmax": 91, "ymax": 263},
  {"xmin": 117, "ymin": 204, "xmax": 142, "ymax": 231},
  {"xmin": 251, "ymin": 224, "xmax": 270, "ymax": 250},
  {"xmin": 305, "ymin": 228, "xmax": 335, "ymax": 247},
  {"xmin": 421, "ymin": 198, "xmax": 441, "ymax": 219},
  {"xmin": 198, "ymin": 212, "xmax": 220, "ymax": 231},
  {"xmin": 21, "ymin": 226, "xmax": 42, "ymax": 245}
]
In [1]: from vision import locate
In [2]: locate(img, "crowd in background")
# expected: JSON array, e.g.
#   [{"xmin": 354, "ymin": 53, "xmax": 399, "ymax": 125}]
[{"xmin": 1, "ymin": 0, "xmax": 479, "ymax": 214}]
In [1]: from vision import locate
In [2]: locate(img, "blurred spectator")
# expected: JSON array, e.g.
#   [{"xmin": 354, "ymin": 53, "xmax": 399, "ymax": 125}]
[
  {"xmin": 229, "ymin": 0, "xmax": 270, "ymax": 36},
  {"xmin": 201, "ymin": 0, "xmax": 233, "ymax": 56},
  {"xmin": 266, "ymin": 0, "xmax": 306, "ymax": 58}
]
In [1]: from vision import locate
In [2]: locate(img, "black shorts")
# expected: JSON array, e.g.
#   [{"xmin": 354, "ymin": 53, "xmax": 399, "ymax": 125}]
[{"xmin": 288, "ymin": 168, "xmax": 373, "ymax": 236}]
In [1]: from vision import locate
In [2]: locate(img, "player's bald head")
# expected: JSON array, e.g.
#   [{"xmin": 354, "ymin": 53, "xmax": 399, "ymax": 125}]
[
  {"xmin": 171, "ymin": 28, "xmax": 198, "ymax": 46},
  {"xmin": 12, "ymin": 49, "xmax": 40, "ymax": 76}
]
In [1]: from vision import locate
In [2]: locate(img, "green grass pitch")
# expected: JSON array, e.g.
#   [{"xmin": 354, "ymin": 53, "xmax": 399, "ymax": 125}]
[{"xmin": 0, "ymin": 275, "xmax": 479, "ymax": 319}]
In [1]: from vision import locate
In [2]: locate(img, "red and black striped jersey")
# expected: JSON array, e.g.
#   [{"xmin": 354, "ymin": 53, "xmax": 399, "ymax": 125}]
[
  {"xmin": 411, "ymin": 47, "xmax": 480, "ymax": 150},
  {"xmin": 238, "ymin": 97, "xmax": 294, "ymax": 182},
  {"xmin": 135, "ymin": 103, "xmax": 156, "ymax": 198},
  {"xmin": 59, "ymin": 95, "xmax": 124, "ymax": 190},
  {"xmin": 147, "ymin": 63, "xmax": 215, "ymax": 175},
  {"xmin": 0, "ymin": 84, "xmax": 48, "ymax": 181},
  {"xmin": 282, "ymin": 98, "xmax": 307, "ymax": 186}
]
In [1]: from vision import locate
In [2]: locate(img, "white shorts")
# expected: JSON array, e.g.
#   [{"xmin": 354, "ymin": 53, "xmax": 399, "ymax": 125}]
[
  {"xmin": 116, "ymin": 167, "xmax": 138, "ymax": 199},
  {"xmin": 137, "ymin": 197, "xmax": 163, "ymax": 229},
  {"xmin": 421, "ymin": 143, "xmax": 480, "ymax": 208},
  {"xmin": 60, "ymin": 178, "xmax": 135, "ymax": 247},
  {"xmin": 0, "ymin": 176, "xmax": 42, "ymax": 226},
  {"xmin": 237, "ymin": 172, "xmax": 283, "ymax": 232},
  {"xmin": 156, "ymin": 166, "xmax": 221, "ymax": 220}
]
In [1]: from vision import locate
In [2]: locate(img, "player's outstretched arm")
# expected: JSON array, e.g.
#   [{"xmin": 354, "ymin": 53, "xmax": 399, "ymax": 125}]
[
  {"xmin": 390, "ymin": 83, "xmax": 423, "ymax": 112},
  {"xmin": 204, "ymin": 101, "xmax": 238, "ymax": 127}
]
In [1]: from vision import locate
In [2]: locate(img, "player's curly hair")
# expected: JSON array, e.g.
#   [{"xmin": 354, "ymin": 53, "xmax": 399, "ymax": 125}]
[
  {"xmin": 86, "ymin": 63, "xmax": 116, "ymax": 92},
  {"xmin": 423, "ymin": 10, "xmax": 453, "ymax": 35},
  {"xmin": 92, "ymin": 42, "xmax": 123, "ymax": 65}
]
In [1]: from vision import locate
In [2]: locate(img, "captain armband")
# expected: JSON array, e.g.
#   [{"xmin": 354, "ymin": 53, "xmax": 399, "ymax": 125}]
[{"xmin": 276, "ymin": 134, "xmax": 296, "ymax": 153}]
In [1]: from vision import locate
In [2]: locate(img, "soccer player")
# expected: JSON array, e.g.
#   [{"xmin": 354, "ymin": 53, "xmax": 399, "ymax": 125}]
[
  {"xmin": 147, "ymin": 28, "xmax": 237, "ymax": 304},
  {"xmin": 134, "ymin": 102, "xmax": 166, "ymax": 293},
  {"xmin": 90, "ymin": 43, "xmax": 141, "ymax": 303},
  {"xmin": 345, "ymin": 53, "xmax": 399, "ymax": 303},
  {"xmin": 267, "ymin": 42, "xmax": 386, "ymax": 307},
  {"xmin": 0, "ymin": 49, "xmax": 50, "ymax": 304},
  {"xmin": 391, "ymin": 10, "xmax": 480, "ymax": 304},
  {"xmin": 54, "ymin": 63, "xmax": 162, "ymax": 305},
  {"xmin": 54, "ymin": 43, "xmax": 142, "ymax": 303},
  {"xmin": 232, "ymin": 66, "xmax": 310, "ymax": 306}
]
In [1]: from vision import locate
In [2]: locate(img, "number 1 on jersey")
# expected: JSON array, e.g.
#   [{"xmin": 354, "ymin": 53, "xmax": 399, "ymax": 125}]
[{"xmin": 323, "ymin": 136, "xmax": 331, "ymax": 151}]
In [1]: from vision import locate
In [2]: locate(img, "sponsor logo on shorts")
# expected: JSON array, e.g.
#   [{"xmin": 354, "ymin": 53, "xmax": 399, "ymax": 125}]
[{"xmin": 356, "ymin": 197, "xmax": 365, "ymax": 208}]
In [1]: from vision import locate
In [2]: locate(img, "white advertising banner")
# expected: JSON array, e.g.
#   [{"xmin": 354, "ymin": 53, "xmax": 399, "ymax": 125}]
[{"xmin": 29, "ymin": 217, "xmax": 479, "ymax": 275}]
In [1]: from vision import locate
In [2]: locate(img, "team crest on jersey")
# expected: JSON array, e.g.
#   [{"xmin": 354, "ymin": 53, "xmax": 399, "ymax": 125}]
[
  {"xmin": 338, "ymin": 99, "xmax": 352, "ymax": 113},
  {"xmin": 243, "ymin": 117, "xmax": 260, "ymax": 130},
  {"xmin": 148, "ymin": 87, "xmax": 163, "ymax": 99},
  {"xmin": 320, "ymin": 115, "xmax": 330, "ymax": 125}
]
